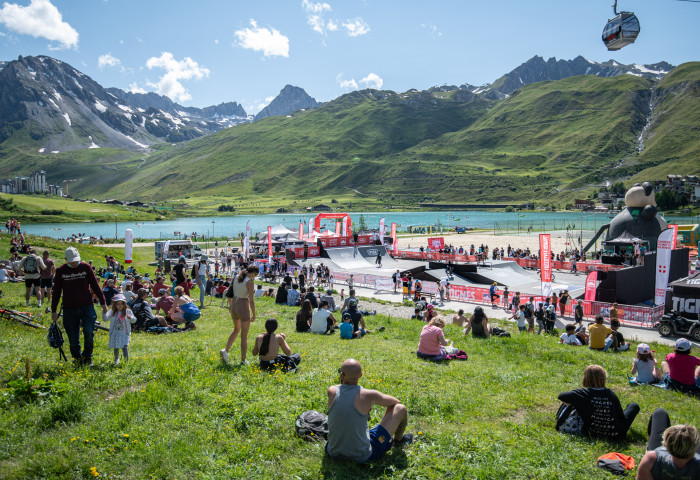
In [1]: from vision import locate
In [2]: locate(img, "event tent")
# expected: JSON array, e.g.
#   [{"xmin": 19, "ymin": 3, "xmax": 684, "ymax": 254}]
[{"xmin": 603, "ymin": 231, "xmax": 649, "ymax": 246}]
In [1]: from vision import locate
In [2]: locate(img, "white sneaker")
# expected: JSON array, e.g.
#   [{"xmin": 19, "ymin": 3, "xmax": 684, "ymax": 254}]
[
  {"xmin": 114, "ymin": 358, "xmax": 120, "ymax": 365},
  {"xmin": 220, "ymin": 349, "xmax": 229, "ymax": 363}
]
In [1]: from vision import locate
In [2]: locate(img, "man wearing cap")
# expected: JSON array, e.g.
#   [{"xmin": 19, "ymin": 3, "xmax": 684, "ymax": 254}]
[
  {"xmin": 661, "ymin": 338, "xmax": 700, "ymax": 394},
  {"xmin": 326, "ymin": 358, "xmax": 412, "ymax": 463},
  {"xmin": 51, "ymin": 247, "xmax": 107, "ymax": 366},
  {"xmin": 195, "ymin": 255, "xmax": 209, "ymax": 309}
]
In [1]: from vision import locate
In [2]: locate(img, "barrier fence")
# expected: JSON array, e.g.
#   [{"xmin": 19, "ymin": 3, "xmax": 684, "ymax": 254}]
[
  {"xmin": 394, "ymin": 251, "xmax": 628, "ymax": 272},
  {"xmin": 328, "ymin": 269, "xmax": 663, "ymax": 327}
]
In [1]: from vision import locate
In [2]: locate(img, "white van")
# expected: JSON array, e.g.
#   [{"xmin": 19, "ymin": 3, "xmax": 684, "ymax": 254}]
[{"xmin": 155, "ymin": 240, "xmax": 204, "ymax": 265}]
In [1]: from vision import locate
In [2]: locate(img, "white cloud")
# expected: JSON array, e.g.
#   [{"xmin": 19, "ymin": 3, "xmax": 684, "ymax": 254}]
[
  {"xmin": 360, "ymin": 72, "xmax": 383, "ymax": 89},
  {"xmin": 128, "ymin": 83, "xmax": 147, "ymax": 94},
  {"xmin": 339, "ymin": 78, "xmax": 358, "ymax": 90},
  {"xmin": 342, "ymin": 18, "xmax": 369, "ymax": 37},
  {"xmin": 338, "ymin": 72, "xmax": 383, "ymax": 91},
  {"xmin": 0, "ymin": 0, "xmax": 78, "ymax": 49},
  {"xmin": 144, "ymin": 52, "xmax": 210, "ymax": 102},
  {"xmin": 0, "ymin": 31, "xmax": 5, "ymax": 37},
  {"xmin": 421, "ymin": 23, "xmax": 442, "ymax": 37},
  {"xmin": 302, "ymin": 0, "xmax": 331, "ymax": 14},
  {"xmin": 98, "ymin": 53, "xmax": 122, "ymax": 70},
  {"xmin": 234, "ymin": 19, "xmax": 289, "ymax": 58},
  {"xmin": 214, "ymin": 39, "xmax": 219, "ymax": 45}
]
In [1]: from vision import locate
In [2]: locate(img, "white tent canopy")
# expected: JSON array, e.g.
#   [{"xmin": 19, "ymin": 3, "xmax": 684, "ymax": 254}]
[{"xmin": 270, "ymin": 223, "xmax": 296, "ymax": 235}]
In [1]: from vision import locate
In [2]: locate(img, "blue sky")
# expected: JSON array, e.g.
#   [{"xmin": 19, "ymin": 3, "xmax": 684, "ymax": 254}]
[{"xmin": 1, "ymin": 0, "xmax": 698, "ymax": 113}]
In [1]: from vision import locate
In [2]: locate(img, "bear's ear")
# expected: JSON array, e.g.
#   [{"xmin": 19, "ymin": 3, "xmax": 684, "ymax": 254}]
[
  {"xmin": 633, "ymin": 183, "xmax": 641, "ymax": 187},
  {"xmin": 642, "ymin": 182, "xmax": 652, "ymax": 196}
]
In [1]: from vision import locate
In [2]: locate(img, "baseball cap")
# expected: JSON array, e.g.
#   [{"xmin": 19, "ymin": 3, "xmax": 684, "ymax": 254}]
[
  {"xmin": 636, "ymin": 343, "xmax": 651, "ymax": 355},
  {"xmin": 342, "ymin": 312, "xmax": 352, "ymax": 319},
  {"xmin": 427, "ymin": 304, "xmax": 434, "ymax": 310},
  {"xmin": 675, "ymin": 338, "xmax": 691, "ymax": 352},
  {"xmin": 112, "ymin": 293, "xmax": 126, "ymax": 303},
  {"xmin": 64, "ymin": 247, "xmax": 81, "ymax": 263},
  {"xmin": 348, "ymin": 299, "xmax": 358, "ymax": 309},
  {"xmin": 158, "ymin": 288, "xmax": 167, "ymax": 295},
  {"xmin": 326, "ymin": 289, "xmax": 333, "ymax": 294}
]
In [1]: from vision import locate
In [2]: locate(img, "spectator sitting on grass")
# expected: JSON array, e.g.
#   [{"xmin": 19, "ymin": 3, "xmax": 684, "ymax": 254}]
[
  {"xmin": 340, "ymin": 312, "xmax": 365, "ymax": 339},
  {"xmin": 557, "ymin": 365, "xmax": 639, "ymax": 440},
  {"xmin": 604, "ymin": 319, "xmax": 629, "ymax": 352},
  {"xmin": 296, "ymin": 299, "xmax": 313, "ymax": 332},
  {"xmin": 342, "ymin": 299, "xmax": 381, "ymax": 336},
  {"xmin": 254, "ymin": 284, "xmax": 264, "ymax": 298},
  {"xmin": 463, "ymin": 306, "xmax": 491, "ymax": 338},
  {"xmin": 636, "ymin": 408, "xmax": 700, "ymax": 480},
  {"xmin": 131, "ymin": 288, "xmax": 168, "ymax": 329},
  {"xmin": 275, "ymin": 283, "xmax": 288, "ymax": 304},
  {"xmin": 320, "ymin": 289, "xmax": 337, "ymax": 311},
  {"xmin": 588, "ymin": 314, "xmax": 612, "ymax": 351},
  {"xmin": 287, "ymin": 284, "xmax": 301, "ymax": 306},
  {"xmin": 660, "ymin": 338, "xmax": 700, "ymax": 395},
  {"xmin": 311, "ymin": 300, "xmax": 336, "ymax": 334},
  {"xmin": 559, "ymin": 324, "xmax": 582, "ymax": 346},
  {"xmin": 251, "ymin": 318, "xmax": 301, "ymax": 373},
  {"xmin": 417, "ymin": 316, "xmax": 452, "ymax": 361},
  {"xmin": 452, "ymin": 309, "xmax": 467, "ymax": 327},
  {"xmin": 411, "ymin": 308, "xmax": 424, "ymax": 322},
  {"xmin": 305, "ymin": 286, "xmax": 319, "ymax": 309},
  {"xmin": 342, "ymin": 289, "xmax": 376, "ymax": 316},
  {"xmin": 325, "ymin": 358, "xmax": 412, "ymax": 463}
]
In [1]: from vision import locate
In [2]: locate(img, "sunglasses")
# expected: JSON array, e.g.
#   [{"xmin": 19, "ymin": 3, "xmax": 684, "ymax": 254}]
[{"xmin": 337, "ymin": 368, "xmax": 344, "ymax": 375}]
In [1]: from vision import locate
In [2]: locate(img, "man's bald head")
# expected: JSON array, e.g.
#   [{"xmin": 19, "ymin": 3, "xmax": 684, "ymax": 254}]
[{"xmin": 340, "ymin": 358, "xmax": 362, "ymax": 383}]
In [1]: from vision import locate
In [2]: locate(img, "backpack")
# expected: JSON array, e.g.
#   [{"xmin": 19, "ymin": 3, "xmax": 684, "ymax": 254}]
[
  {"xmin": 525, "ymin": 303, "xmax": 534, "ymax": 318},
  {"xmin": 23, "ymin": 256, "xmax": 39, "ymax": 274},
  {"xmin": 295, "ymin": 410, "xmax": 328, "ymax": 441},
  {"xmin": 191, "ymin": 264, "xmax": 197, "ymax": 279},
  {"xmin": 47, "ymin": 321, "xmax": 67, "ymax": 361}
]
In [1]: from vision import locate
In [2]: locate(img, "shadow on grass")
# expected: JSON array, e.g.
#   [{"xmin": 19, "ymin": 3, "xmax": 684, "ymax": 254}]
[{"xmin": 321, "ymin": 449, "xmax": 409, "ymax": 479}]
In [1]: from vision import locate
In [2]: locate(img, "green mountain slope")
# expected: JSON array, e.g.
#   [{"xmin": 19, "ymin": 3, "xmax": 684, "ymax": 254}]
[{"xmin": 1, "ymin": 64, "xmax": 698, "ymax": 210}]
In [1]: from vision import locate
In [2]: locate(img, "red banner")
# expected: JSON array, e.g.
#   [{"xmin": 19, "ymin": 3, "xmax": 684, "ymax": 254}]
[
  {"xmin": 299, "ymin": 222, "xmax": 303, "ymax": 240},
  {"xmin": 539, "ymin": 234, "xmax": 552, "ymax": 283},
  {"xmin": 335, "ymin": 221, "xmax": 341, "ymax": 236},
  {"xmin": 391, "ymin": 223, "xmax": 398, "ymax": 256},
  {"xmin": 267, "ymin": 226, "xmax": 273, "ymax": 262},
  {"xmin": 427, "ymin": 237, "xmax": 445, "ymax": 250},
  {"xmin": 584, "ymin": 271, "xmax": 598, "ymax": 301},
  {"xmin": 289, "ymin": 246, "xmax": 321, "ymax": 258},
  {"xmin": 669, "ymin": 224, "xmax": 678, "ymax": 249},
  {"xmin": 317, "ymin": 235, "xmax": 373, "ymax": 248}
]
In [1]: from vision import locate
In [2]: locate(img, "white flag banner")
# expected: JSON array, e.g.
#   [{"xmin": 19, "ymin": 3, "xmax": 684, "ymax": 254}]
[
  {"xmin": 654, "ymin": 228, "xmax": 675, "ymax": 306},
  {"xmin": 379, "ymin": 217, "xmax": 385, "ymax": 245},
  {"xmin": 162, "ymin": 240, "xmax": 171, "ymax": 261},
  {"xmin": 243, "ymin": 220, "xmax": 250, "ymax": 256}
]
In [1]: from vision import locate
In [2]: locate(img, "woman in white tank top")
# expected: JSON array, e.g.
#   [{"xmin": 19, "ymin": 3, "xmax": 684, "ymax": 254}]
[{"xmin": 220, "ymin": 265, "xmax": 259, "ymax": 364}]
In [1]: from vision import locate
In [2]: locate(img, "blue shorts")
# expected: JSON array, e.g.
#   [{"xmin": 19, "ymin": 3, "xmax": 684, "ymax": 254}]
[
  {"xmin": 183, "ymin": 313, "xmax": 200, "ymax": 322},
  {"xmin": 367, "ymin": 424, "xmax": 393, "ymax": 461}
]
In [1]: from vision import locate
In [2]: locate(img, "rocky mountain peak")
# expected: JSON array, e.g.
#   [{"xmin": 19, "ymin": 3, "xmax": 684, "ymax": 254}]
[{"xmin": 254, "ymin": 85, "xmax": 321, "ymax": 121}]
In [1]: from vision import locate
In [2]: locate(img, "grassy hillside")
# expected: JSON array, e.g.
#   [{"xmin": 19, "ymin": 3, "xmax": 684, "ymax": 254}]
[
  {"xmin": 1, "ymin": 64, "xmax": 699, "ymax": 212},
  {"xmin": 0, "ymin": 236, "xmax": 698, "ymax": 479}
]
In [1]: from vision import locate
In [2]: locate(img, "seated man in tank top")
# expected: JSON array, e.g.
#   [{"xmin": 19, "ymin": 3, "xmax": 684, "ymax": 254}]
[{"xmin": 325, "ymin": 358, "xmax": 412, "ymax": 463}]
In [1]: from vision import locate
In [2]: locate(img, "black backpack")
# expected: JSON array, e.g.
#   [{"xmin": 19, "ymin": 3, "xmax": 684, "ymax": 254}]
[
  {"xmin": 48, "ymin": 321, "xmax": 67, "ymax": 361},
  {"xmin": 295, "ymin": 410, "xmax": 328, "ymax": 441}
]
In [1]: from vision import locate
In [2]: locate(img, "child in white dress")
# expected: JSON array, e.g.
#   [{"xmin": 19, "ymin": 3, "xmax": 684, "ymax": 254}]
[{"xmin": 105, "ymin": 294, "xmax": 136, "ymax": 364}]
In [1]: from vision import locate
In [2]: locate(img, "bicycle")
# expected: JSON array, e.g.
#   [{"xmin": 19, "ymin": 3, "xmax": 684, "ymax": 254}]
[
  {"xmin": 0, "ymin": 308, "xmax": 46, "ymax": 329},
  {"xmin": 54, "ymin": 307, "xmax": 110, "ymax": 332}
]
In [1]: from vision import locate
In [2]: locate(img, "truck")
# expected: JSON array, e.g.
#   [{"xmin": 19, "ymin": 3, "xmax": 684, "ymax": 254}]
[{"xmin": 154, "ymin": 239, "xmax": 204, "ymax": 268}]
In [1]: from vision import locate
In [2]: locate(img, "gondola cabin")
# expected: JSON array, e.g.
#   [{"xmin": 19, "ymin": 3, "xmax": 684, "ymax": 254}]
[{"xmin": 602, "ymin": 11, "xmax": 640, "ymax": 51}]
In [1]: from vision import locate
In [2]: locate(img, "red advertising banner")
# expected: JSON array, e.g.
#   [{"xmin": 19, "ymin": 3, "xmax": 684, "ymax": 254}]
[
  {"xmin": 539, "ymin": 234, "xmax": 552, "ymax": 283},
  {"xmin": 299, "ymin": 223, "xmax": 303, "ymax": 240},
  {"xmin": 391, "ymin": 223, "xmax": 397, "ymax": 256},
  {"xmin": 335, "ymin": 221, "xmax": 341, "ymax": 236},
  {"xmin": 427, "ymin": 237, "xmax": 445, "ymax": 250},
  {"xmin": 584, "ymin": 271, "xmax": 598, "ymax": 301},
  {"xmin": 317, "ymin": 235, "xmax": 373, "ymax": 248},
  {"xmin": 669, "ymin": 224, "xmax": 678, "ymax": 249},
  {"xmin": 267, "ymin": 226, "xmax": 273, "ymax": 262}
]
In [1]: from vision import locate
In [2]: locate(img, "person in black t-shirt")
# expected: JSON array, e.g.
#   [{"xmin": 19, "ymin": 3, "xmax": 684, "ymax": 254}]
[
  {"xmin": 557, "ymin": 365, "xmax": 639, "ymax": 440},
  {"xmin": 170, "ymin": 256, "xmax": 189, "ymax": 295}
]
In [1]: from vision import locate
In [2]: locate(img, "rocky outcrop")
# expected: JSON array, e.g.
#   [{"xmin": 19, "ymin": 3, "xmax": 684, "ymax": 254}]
[{"xmin": 254, "ymin": 85, "xmax": 321, "ymax": 120}]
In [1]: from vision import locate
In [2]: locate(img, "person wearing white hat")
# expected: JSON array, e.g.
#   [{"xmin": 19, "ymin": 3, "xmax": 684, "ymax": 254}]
[
  {"xmin": 630, "ymin": 343, "xmax": 661, "ymax": 384},
  {"xmin": 661, "ymin": 338, "xmax": 700, "ymax": 394},
  {"xmin": 51, "ymin": 247, "xmax": 107, "ymax": 366}
]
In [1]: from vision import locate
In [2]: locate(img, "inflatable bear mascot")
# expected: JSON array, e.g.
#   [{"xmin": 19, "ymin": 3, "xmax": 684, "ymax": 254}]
[{"xmin": 604, "ymin": 182, "xmax": 668, "ymax": 251}]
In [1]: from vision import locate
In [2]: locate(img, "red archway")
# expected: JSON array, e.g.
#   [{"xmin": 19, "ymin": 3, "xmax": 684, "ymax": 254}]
[{"xmin": 314, "ymin": 212, "xmax": 351, "ymax": 235}]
